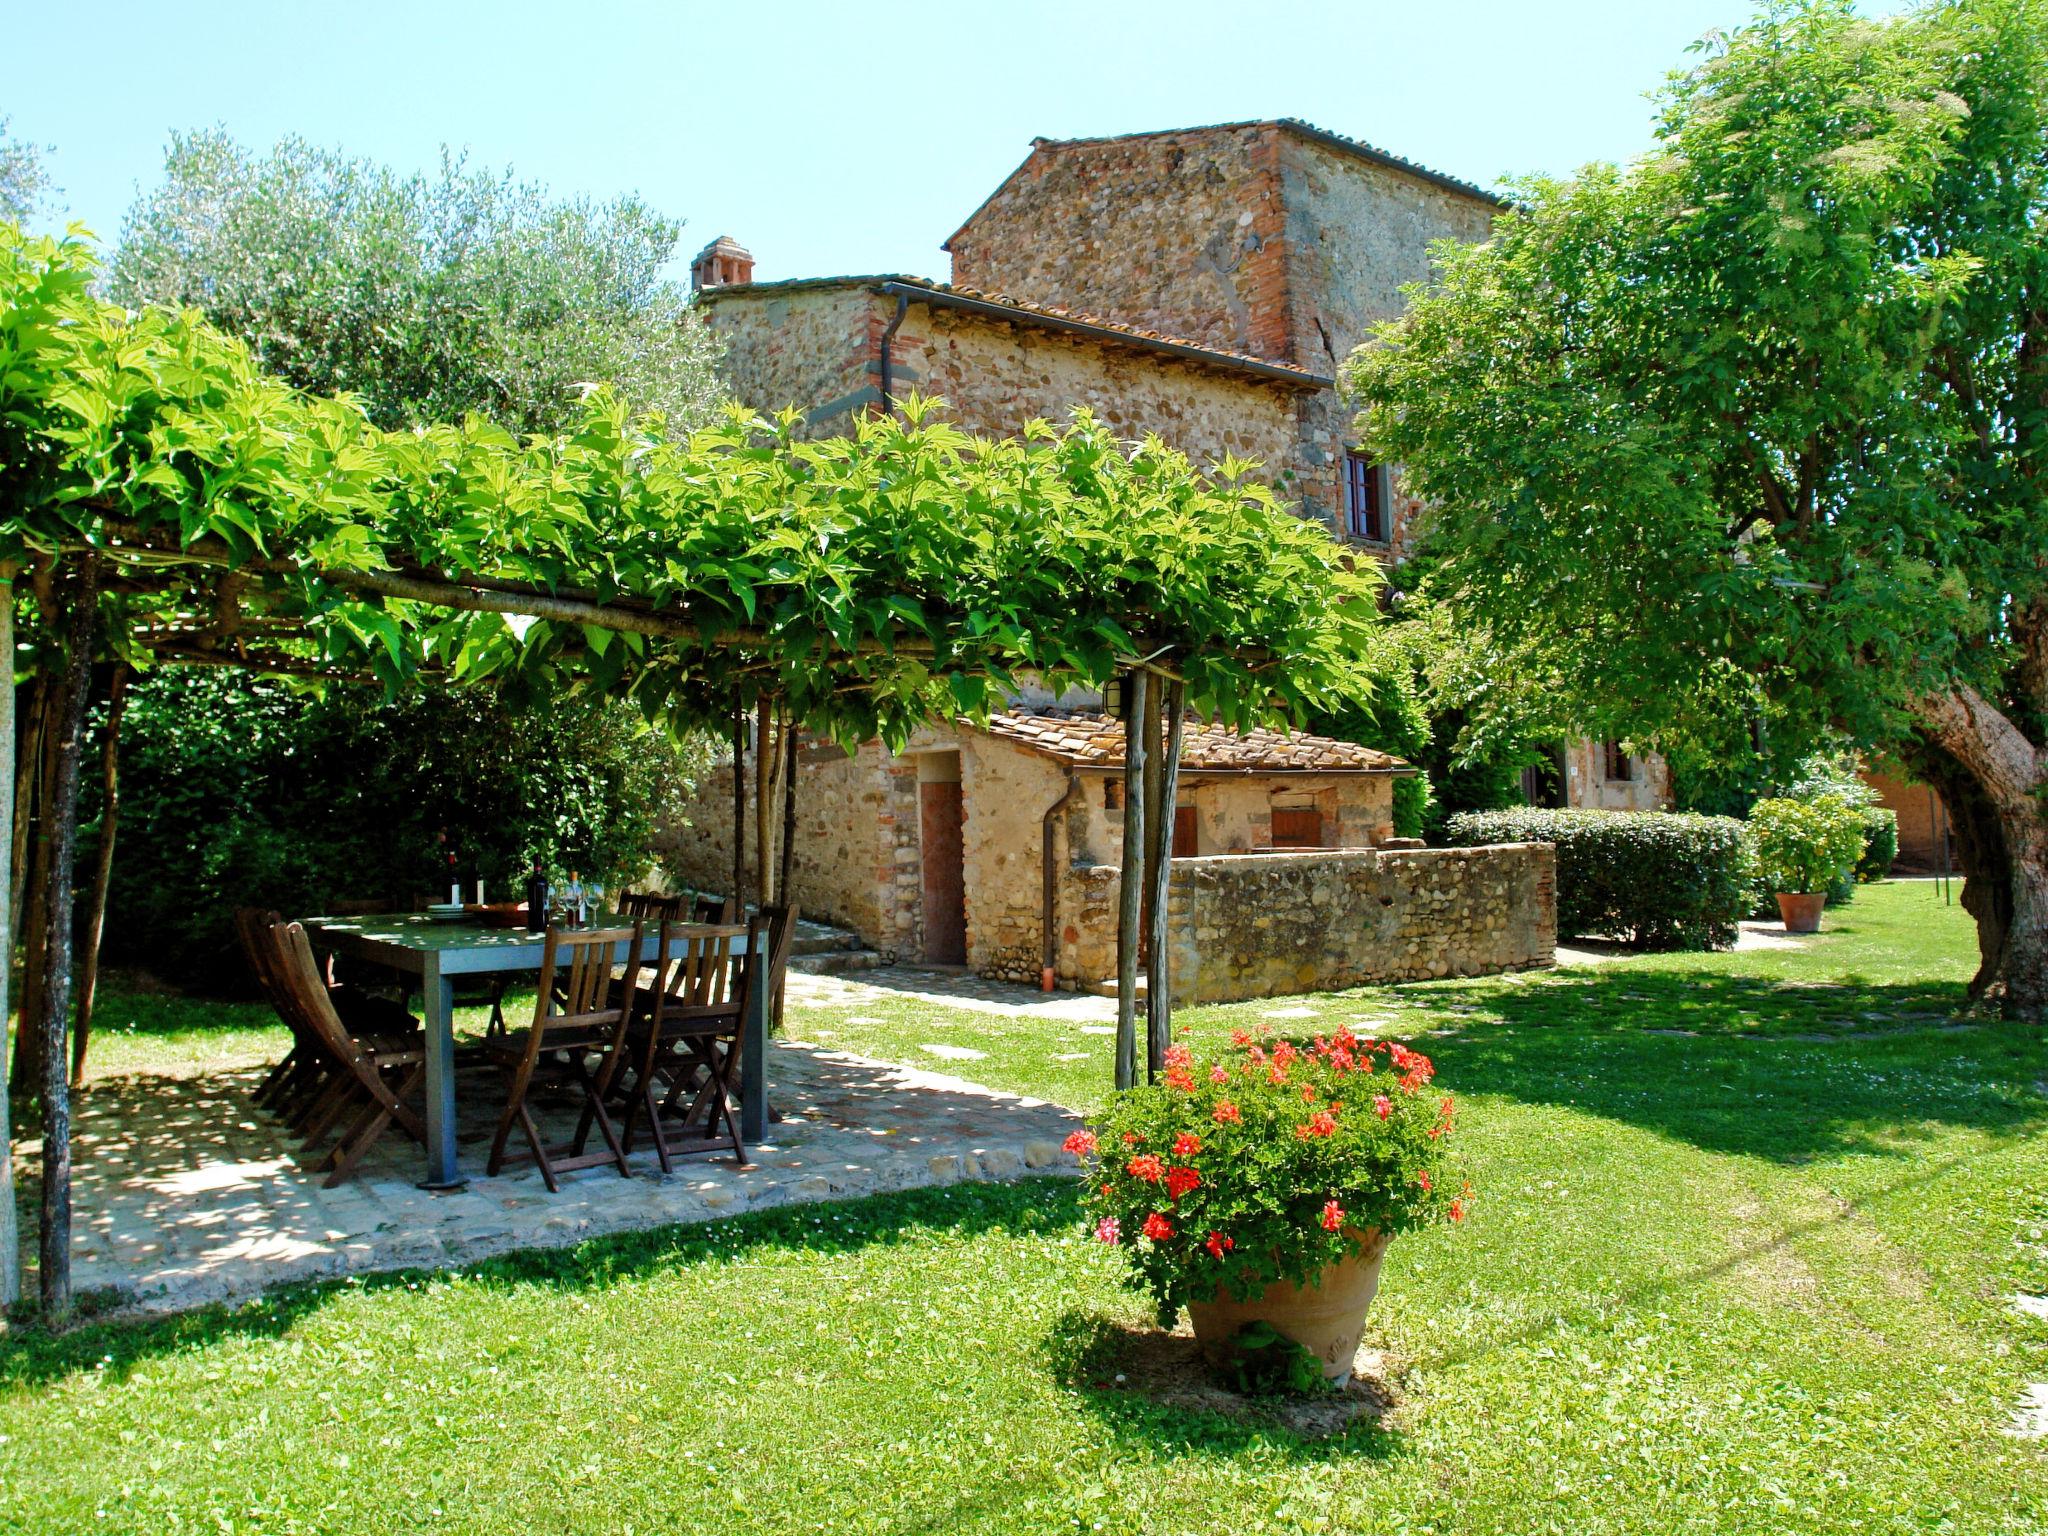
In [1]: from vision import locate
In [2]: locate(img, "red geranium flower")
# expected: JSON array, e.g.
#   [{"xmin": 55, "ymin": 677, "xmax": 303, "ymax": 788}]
[
  {"xmin": 1126, "ymin": 1153, "xmax": 1165, "ymax": 1182},
  {"xmin": 1203, "ymin": 1230, "xmax": 1235, "ymax": 1259},
  {"xmin": 1320, "ymin": 1200, "xmax": 1344, "ymax": 1232},
  {"xmin": 1172, "ymin": 1132, "xmax": 1202, "ymax": 1157},
  {"xmin": 1212, "ymin": 1101, "xmax": 1242, "ymax": 1125},
  {"xmin": 1295, "ymin": 1109, "xmax": 1338, "ymax": 1140},
  {"xmin": 1209, "ymin": 1064, "xmax": 1230, "ymax": 1085},
  {"xmin": 1165, "ymin": 1165, "xmax": 1202, "ymax": 1201},
  {"xmin": 1417, "ymin": 1169, "xmax": 1432, "ymax": 1192},
  {"xmin": 1374, "ymin": 1095, "xmax": 1392, "ymax": 1120},
  {"xmin": 1062, "ymin": 1130, "xmax": 1098, "ymax": 1160},
  {"xmin": 1165, "ymin": 1066, "xmax": 1196, "ymax": 1093},
  {"xmin": 1449, "ymin": 1199, "xmax": 1466, "ymax": 1223},
  {"xmin": 1141, "ymin": 1211, "xmax": 1174, "ymax": 1242},
  {"xmin": 1095, "ymin": 1216, "xmax": 1121, "ymax": 1244}
]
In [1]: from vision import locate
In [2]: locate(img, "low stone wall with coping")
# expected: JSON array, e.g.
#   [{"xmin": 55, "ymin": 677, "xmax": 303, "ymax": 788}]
[{"xmin": 1154, "ymin": 842, "xmax": 1555, "ymax": 1003}]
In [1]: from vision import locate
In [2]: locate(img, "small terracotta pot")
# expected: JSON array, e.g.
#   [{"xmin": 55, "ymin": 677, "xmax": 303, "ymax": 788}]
[
  {"xmin": 1185, "ymin": 1229, "xmax": 1390, "ymax": 1385},
  {"xmin": 1776, "ymin": 891, "xmax": 1826, "ymax": 934}
]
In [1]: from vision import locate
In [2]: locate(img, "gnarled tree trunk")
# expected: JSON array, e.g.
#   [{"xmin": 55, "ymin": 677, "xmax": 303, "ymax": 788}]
[{"xmin": 1907, "ymin": 684, "xmax": 2048, "ymax": 1015}]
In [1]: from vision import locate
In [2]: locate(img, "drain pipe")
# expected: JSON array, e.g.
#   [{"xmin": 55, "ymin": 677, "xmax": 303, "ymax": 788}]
[
  {"xmin": 878, "ymin": 290, "xmax": 910, "ymax": 414},
  {"xmin": 1041, "ymin": 773, "xmax": 1083, "ymax": 991}
]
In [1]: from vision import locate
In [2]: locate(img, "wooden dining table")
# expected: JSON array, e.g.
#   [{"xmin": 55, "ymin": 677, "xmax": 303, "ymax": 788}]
[{"xmin": 303, "ymin": 913, "xmax": 767, "ymax": 1188}]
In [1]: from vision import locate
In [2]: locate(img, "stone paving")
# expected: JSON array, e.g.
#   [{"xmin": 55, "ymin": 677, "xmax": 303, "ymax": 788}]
[
  {"xmin": 785, "ymin": 964, "xmax": 1120, "ymax": 1021},
  {"xmin": 54, "ymin": 1038, "xmax": 1081, "ymax": 1316}
]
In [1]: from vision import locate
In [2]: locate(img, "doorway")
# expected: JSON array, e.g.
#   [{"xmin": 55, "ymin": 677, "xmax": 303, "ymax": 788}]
[{"xmin": 917, "ymin": 752, "xmax": 967, "ymax": 964}]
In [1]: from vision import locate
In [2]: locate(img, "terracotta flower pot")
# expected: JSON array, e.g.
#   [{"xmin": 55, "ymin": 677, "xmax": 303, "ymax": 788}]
[
  {"xmin": 1186, "ymin": 1229, "xmax": 1390, "ymax": 1386},
  {"xmin": 1776, "ymin": 891, "xmax": 1826, "ymax": 934}
]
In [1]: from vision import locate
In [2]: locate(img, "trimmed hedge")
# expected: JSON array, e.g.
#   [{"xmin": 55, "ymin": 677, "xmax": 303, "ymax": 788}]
[{"xmin": 1442, "ymin": 807, "xmax": 1753, "ymax": 950}]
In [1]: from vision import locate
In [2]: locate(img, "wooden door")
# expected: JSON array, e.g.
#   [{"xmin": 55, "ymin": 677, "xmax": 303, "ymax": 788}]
[
  {"xmin": 919, "ymin": 780, "xmax": 967, "ymax": 964},
  {"xmin": 1173, "ymin": 805, "xmax": 1198, "ymax": 858}
]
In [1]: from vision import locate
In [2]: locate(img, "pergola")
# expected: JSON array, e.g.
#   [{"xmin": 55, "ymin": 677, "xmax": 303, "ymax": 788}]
[{"xmin": 0, "ymin": 227, "xmax": 1384, "ymax": 1317}]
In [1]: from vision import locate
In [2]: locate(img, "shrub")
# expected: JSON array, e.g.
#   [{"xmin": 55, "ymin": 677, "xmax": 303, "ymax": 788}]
[
  {"xmin": 1854, "ymin": 806, "xmax": 1899, "ymax": 882},
  {"xmin": 1442, "ymin": 806, "xmax": 1753, "ymax": 949},
  {"xmin": 102, "ymin": 672, "xmax": 707, "ymax": 990},
  {"xmin": 1746, "ymin": 795, "xmax": 1868, "ymax": 897},
  {"xmin": 1066, "ymin": 1031, "xmax": 1464, "ymax": 1318}
]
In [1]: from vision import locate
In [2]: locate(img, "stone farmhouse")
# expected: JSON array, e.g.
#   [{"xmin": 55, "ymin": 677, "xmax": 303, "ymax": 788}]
[{"xmin": 669, "ymin": 121, "xmax": 1567, "ymax": 995}]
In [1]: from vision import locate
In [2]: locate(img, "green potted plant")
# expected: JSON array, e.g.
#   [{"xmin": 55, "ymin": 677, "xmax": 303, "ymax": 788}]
[
  {"xmin": 1747, "ymin": 794, "xmax": 1868, "ymax": 933},
  {"xmin": 1066, "ymin": 1028, "xmax": 1466, "ymax": 1387}
]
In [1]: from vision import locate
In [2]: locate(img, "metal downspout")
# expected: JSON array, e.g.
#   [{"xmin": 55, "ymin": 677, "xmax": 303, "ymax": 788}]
[{"xmin": 878, "ymin": 291, "xmax": 910, "ymax": 415}]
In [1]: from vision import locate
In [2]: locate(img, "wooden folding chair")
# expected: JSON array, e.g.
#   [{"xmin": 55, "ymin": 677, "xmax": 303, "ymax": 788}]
[
  {"xmin": 758, "ymin": 901, "xmax": 802, "ymax": 1034},
  {"xmin": 620, "ymin": 890, "xmax": 685, "ymax": 921},
  {"xmin": 691, "ymin": 893, "xmax": 739, "ymax": 925},
  {"xmin": 269, "ymin": 921, "xmax": 429, "ymax": 1187},
  {"xmin": 484, "ymin": 923, "xmax": 644, "ymax": 1191},
  {"xmin": 608, "ymin": 921, "xmax": 749, "ymax": 1171},
  {"xmin": 239, "ymin": 907, "xmax": 316, "ymax": 1113}
]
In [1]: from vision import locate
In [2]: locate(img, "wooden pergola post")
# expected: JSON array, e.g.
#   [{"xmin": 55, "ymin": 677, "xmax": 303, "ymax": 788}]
[
  {"xmin": 754, "ymin": 696, "xmax": 774, "ymax": 908},
  {"xmin": 1146, "ymin": 678, "xmax": 1185, "ymax": 1074},
  {"xmin": 0, "ymin": 572, "xmax": 19, "ymax": 1306},
  {"xmin": 71, "ymin": 664, "xmax": 130, "ymax": 1086},
  {"xmin": 1140, "ymin": 676, "xmax": 1165, "ymax": 1082},
  {"xmin": 1114, "ymin": 667, "xmax": 1148, "ymax": 1092},
  {"xmin": 730, "ymin": 701, "xmax": 747, "ymax": 911},
  {"xmin": 36, "ymin": 552, "xmax": 101, "ymax": 1318}
]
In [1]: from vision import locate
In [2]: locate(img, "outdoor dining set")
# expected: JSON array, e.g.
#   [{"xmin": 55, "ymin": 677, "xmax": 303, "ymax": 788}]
[{"xmin": 233, "ymin": 892, "xmax": 800, "ymax": 1190}]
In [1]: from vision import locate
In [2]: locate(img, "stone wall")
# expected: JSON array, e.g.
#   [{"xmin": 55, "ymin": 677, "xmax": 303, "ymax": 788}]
[
  {"xmin": 942, "ymin": 122, "xmax": 1496, "ymax": 539},
  {"xmin": 703, "ymin": 282, "xmax": 881, "ymax": 432},
  {"xmin": 1164, "ymin": 843, "xmax": 1555, "ymax": 1003},
  {"xmin": 1562, "ymin": 740, "xmax": 1673, "ymax": 812},
  {"xmin": 1066, "ymin": 772, "xmax": 1397, "ymax": 865},
  {"xmin": 662, "ymin": 739, "xmax": 906, "ymax": 951},
  {"xmin": 947, "ymin": 126, "xmax": 1293, "ymax": 360},
  {"xmin": 895, "ymin": 304, "xmax": 1301, "ymax": 474},
  {"xmin": 701, "ymin": 281, "xmax": 1305, "ymax": 483}
]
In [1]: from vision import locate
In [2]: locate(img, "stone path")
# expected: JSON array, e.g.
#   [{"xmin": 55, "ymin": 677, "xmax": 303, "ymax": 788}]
[
  {"xmin": 1556, "ymin": 920, "xmax": 1818, "ymax": 968},
  {"xmin": 786, "ymin": 964, "xmax": 1119, "ymax": 1021},
  {"xmin": 48, "ymin": 1040, "xmax": 1080, "ymax": 1316}
]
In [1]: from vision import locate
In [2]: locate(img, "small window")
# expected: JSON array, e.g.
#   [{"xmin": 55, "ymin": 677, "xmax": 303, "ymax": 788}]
[
  {"xmin": 1343, "ymin": 452, "xmax": 1386, "ymax": 544},
  {"xmin": 1103, "ymin": 779, "xmax": 1122, "ymax": 812},
  {"xmin": 1602, "ymin": 741, "xmax": 1634, "ymax": 783}
]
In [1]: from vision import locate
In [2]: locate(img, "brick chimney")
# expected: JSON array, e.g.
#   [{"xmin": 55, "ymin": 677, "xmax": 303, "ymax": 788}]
[{"xmin": 691, "ymin": 236, "xmax": 754, "ymax": 291}]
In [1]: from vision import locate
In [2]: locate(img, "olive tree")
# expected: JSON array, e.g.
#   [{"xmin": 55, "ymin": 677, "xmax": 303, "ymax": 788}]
[{"xmin": 106, "ymin": 129, "xmax": 724, "ymax": 436}]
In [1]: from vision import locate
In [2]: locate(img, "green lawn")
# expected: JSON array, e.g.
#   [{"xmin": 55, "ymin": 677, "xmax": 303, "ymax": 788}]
[{"xmin": 5, "ymin": 881, "xmax": 2045, "ymax": 1534}]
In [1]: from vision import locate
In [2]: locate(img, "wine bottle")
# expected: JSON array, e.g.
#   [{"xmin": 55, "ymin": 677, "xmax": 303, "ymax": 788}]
[{"xmin": 525, "ymin": 862, "xmax": 548, "ymax": 933}]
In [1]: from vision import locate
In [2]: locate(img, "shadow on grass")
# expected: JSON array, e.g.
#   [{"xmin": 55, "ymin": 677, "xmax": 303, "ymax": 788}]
[
  {"xmin": 0, "ymin": 1178, "xmax": 1082, "ymax": 1394},
  {"xmin": 1041, "ymin": 1306, "xmax": 1411, "ymax": 1464},
  {"xmin": 1384, "ymin": 969, "xmax": 2048, "ymax": 1162}
]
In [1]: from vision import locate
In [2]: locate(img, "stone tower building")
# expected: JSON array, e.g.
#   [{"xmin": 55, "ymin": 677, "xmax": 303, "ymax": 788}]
[{"xmin": 697, "ymin": 119, "xmax": 1500, "ymax": 558}]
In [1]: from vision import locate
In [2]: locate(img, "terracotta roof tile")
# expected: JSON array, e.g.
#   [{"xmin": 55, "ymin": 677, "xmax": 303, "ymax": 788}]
[{"xmin": 979, "ymin": 711, "xmax": 1411, "ymax": 774}]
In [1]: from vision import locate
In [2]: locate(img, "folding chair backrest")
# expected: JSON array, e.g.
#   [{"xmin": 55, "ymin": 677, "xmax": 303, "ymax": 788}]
[
  {"xmin": 691, "ymin": 893, "xmax": 738, "ymax": 925},
  {"xmin": 271, "ymin": 922, "xmax": 376, "ymax": 1080},
  {"xmin": 237, "ymin": 907, "xmax": 316, "ymax": 1046},
  {"xmin": 621, "ymin": 890, "xmax": 684, "ymax": 922},
  {"xmin": 647, "ymin": 922, "xmax": 746, "ymax": 1020},
  {"xmin": 530, "ymin": 924, "xmax": 643, "ymax": 1027},
  {"xmin": 757, "ymin": 901, "xmax": 802, "ymax": 1031}
]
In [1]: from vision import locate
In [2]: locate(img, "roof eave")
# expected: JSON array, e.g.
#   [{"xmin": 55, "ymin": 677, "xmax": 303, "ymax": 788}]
[{"xmin": 878, "ymin": 280, "xmax": 1328, "ymax": 390}]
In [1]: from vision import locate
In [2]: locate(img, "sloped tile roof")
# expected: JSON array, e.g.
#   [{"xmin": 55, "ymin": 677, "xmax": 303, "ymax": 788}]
[
  {"xmin": 699, "ymin": 274, "xmax": 1328, "ymax": 388},
  {"xmin": 980, "ymin": 711, "xmax": 1411, "ymax": 774}
]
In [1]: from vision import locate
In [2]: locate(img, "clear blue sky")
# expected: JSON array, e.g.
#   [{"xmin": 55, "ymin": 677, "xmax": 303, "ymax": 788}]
[{"xmin": 9, "ymin": 0, "xmax": 1910, "ymax": 284}]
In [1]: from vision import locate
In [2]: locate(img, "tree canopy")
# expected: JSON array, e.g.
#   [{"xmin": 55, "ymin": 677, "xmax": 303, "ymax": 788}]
[
  {"xmin": 105, "ymin": 130, "xmax": 725, "ymax": 436},
  {"xmin": 4, "ymin": 224, "xmax": 1383, "ymax": 744},
  {"xmin": 1352, "ymin": 0, "xmax": 2048, "ymax": 1007},
  {"xmin": 0, "ymin": 118, "xmax": 53, "ymax": 226}
]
